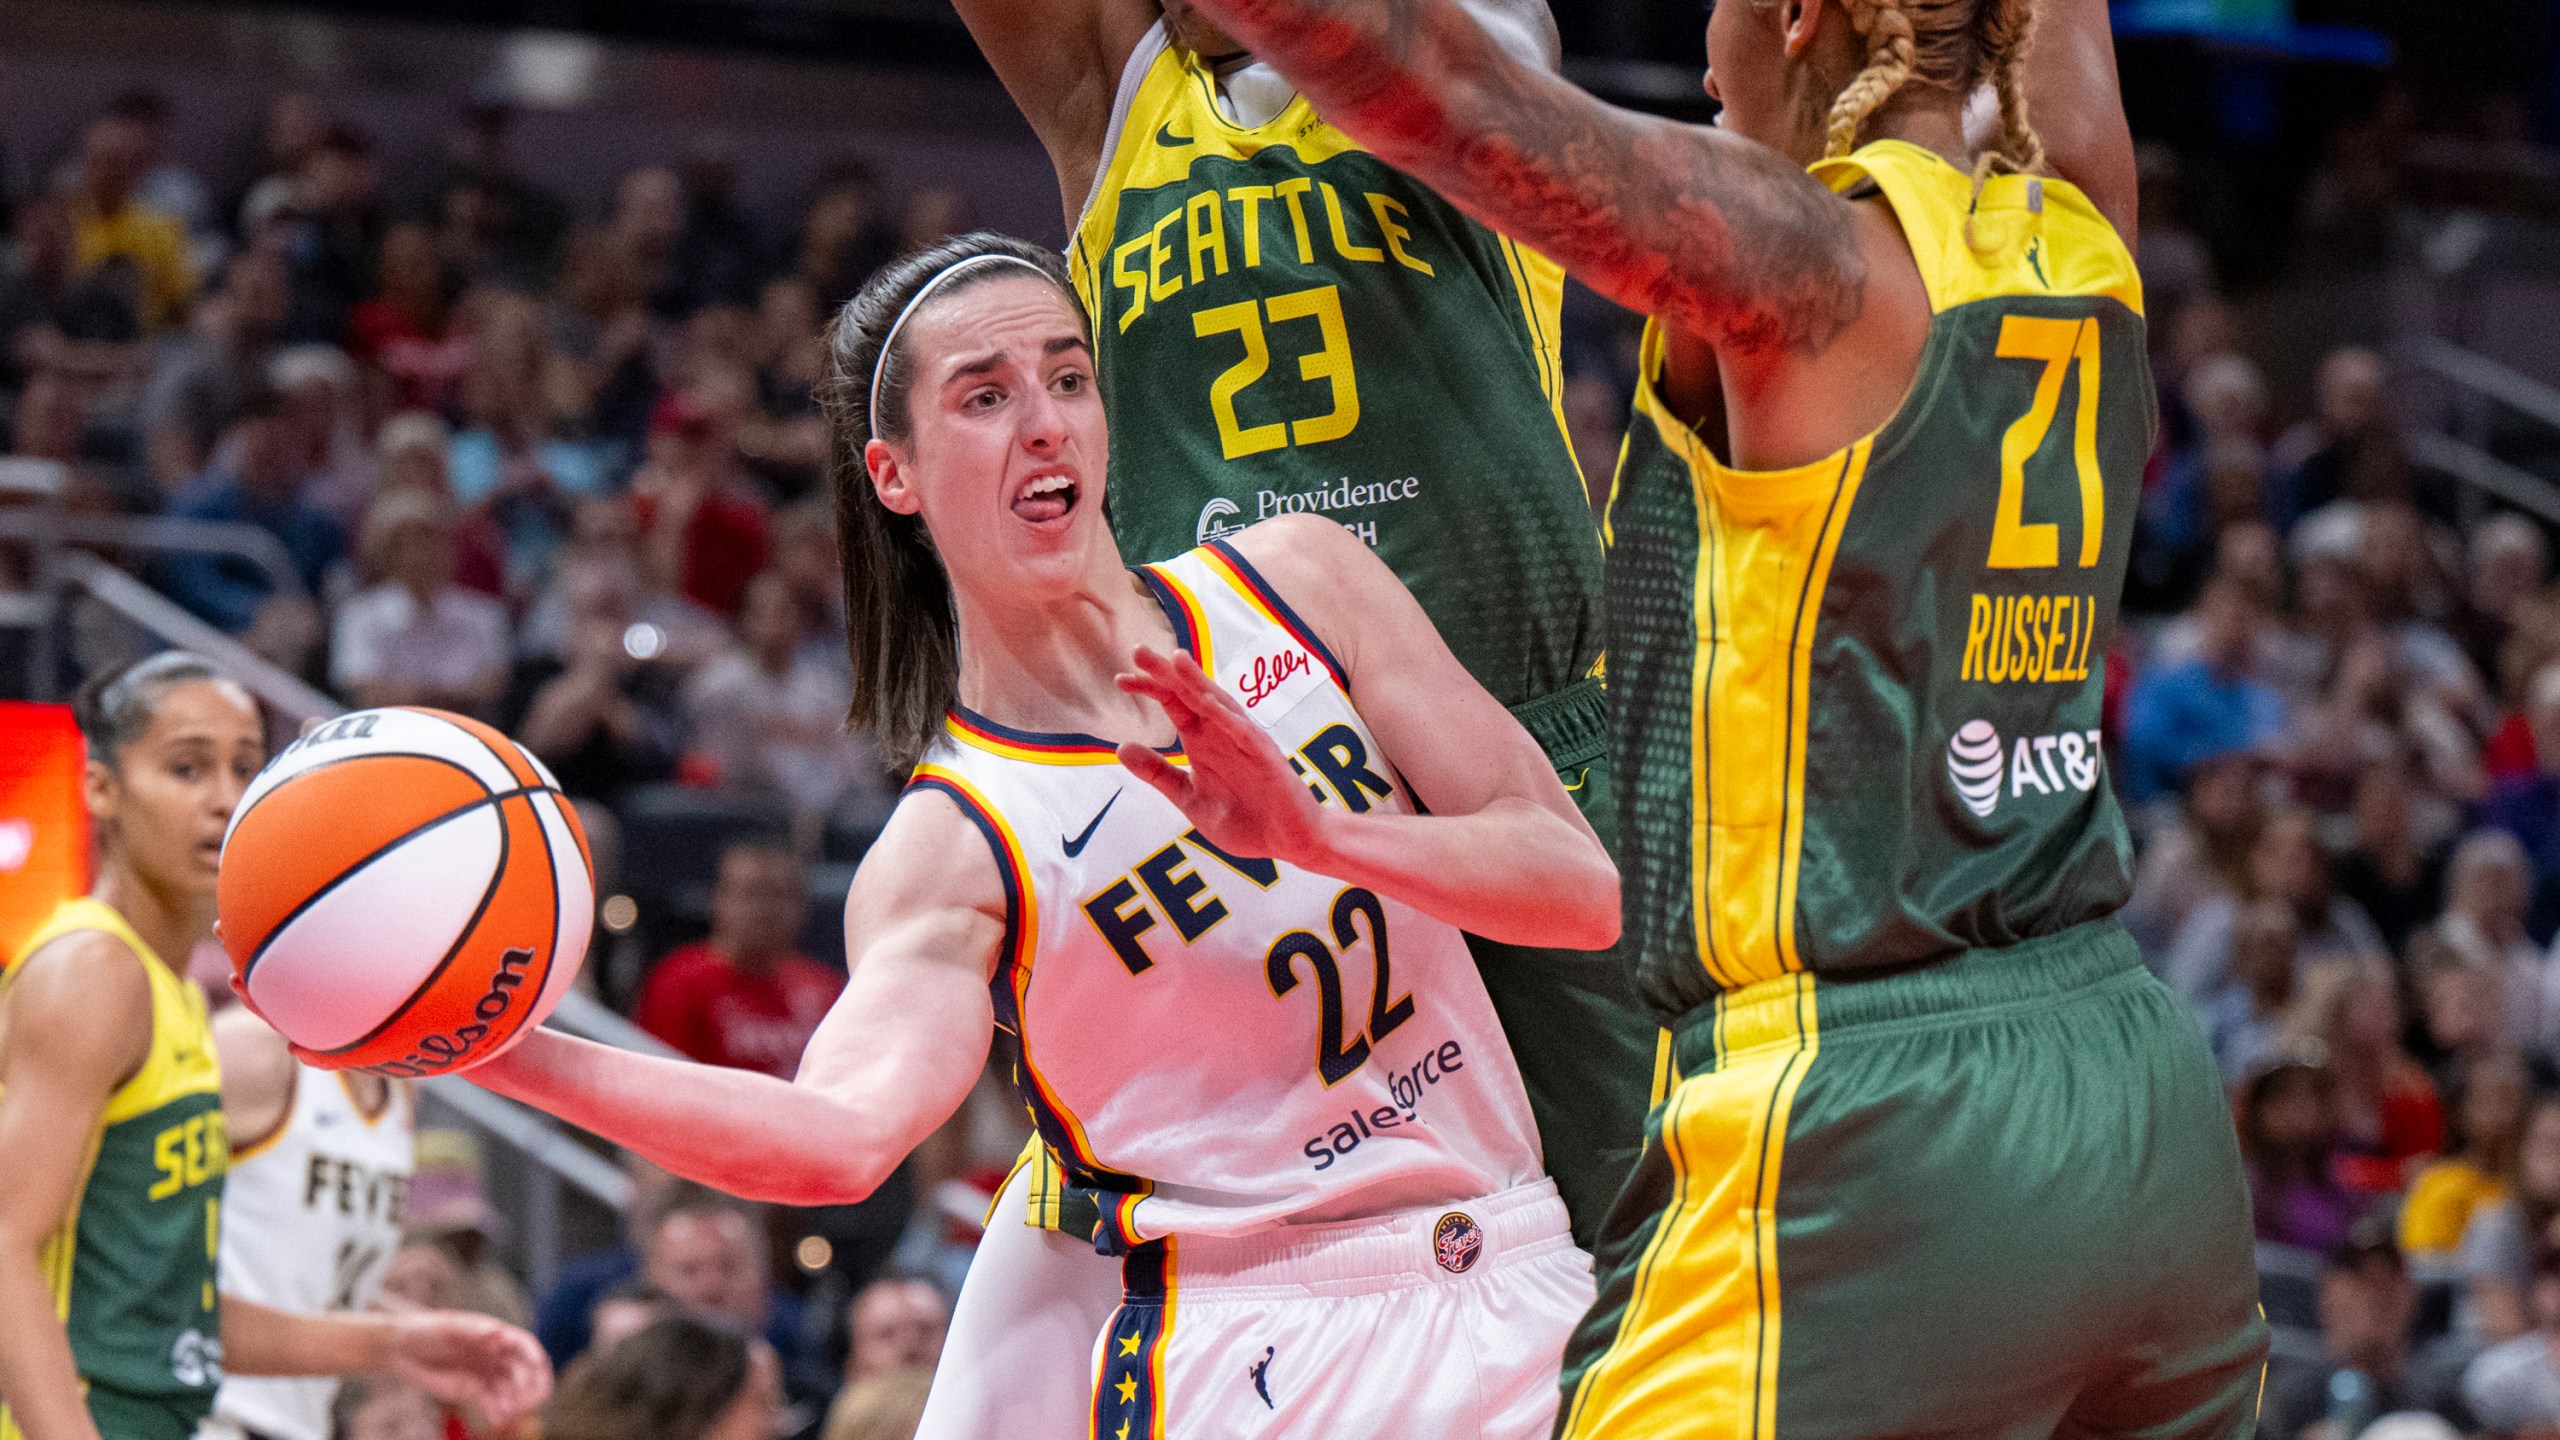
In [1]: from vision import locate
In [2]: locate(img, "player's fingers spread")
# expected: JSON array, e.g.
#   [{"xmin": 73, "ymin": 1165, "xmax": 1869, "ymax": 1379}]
[{"xmin": 1118, "ymin": 741, "xmax": 1186, "ymax": 799}]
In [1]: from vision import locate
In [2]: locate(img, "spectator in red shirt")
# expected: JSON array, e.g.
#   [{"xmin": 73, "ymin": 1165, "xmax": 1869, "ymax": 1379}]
[
  {"xmin": 635, "ymin": 842, "xmax": 838, "ymax": 1078},
  {"xmin": 348, "ymin": 221, "xmax": 468, "ymax": 418},
  {"xmin": 631, "ymin": 382, "xmax": 769, "ymax": 616}
]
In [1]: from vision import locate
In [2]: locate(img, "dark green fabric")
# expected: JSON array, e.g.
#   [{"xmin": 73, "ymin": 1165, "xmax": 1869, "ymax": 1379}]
[
  {"xmin": 1564, "ymin": 923, "xmax": 2265, "ymax": 1440},
  {"xmin": 67, "ymin": 1092, "xmax": 223, "ymax": 1409},
  {"xmin": 1086, "ymin": 145, "xmax": 1604, "ymax": 711},
  {"xmin": 83, "ymin": 1382, "xmax": 211, "ymax": 1440},
  {"xmin": 1471, "ymin": 679, "xmax": 1652, "ymax": 1252},
  {"xmin": 1612, "ymin": 290, "xmax": 2152, "ymax": 1023}
]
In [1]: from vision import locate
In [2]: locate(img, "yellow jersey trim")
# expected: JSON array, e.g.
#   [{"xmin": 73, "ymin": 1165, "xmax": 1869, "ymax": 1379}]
[
  {"xmin": 9, "ymin": 898, "xmax": 221, "ymax": 1127},
  {"xmin": 1810, "ymin": 139, "xmax": 2143, "ymax": 320}
]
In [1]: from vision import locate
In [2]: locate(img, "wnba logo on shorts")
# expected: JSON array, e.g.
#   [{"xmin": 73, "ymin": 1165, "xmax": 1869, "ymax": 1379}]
[
  {"xmin": 1432, "ymin": 1212, "xmax": 1484, "ymax": 1274},
  {"xmin": 1947, "ymin": 720, "xmax": 2004, "ymax": 818},
  {"xmin": 1197, "ymin": 497, "xmax": 1245, "ymax": 545}
]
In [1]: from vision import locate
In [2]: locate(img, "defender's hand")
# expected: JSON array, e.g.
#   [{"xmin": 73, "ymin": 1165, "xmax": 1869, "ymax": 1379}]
[{"xmin": 1116, "ymin": 645, "xmax": 1329, "ymax": 871}]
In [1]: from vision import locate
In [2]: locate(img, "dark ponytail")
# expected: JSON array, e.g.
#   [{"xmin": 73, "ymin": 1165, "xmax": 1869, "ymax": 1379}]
[{"xmin": 817, "ymin": 232, "xmax": 1077, "ymax": 772}]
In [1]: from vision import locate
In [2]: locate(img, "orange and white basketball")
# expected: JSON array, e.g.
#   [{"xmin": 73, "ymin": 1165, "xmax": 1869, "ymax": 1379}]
[{"xmin": 217, "ymin": 707, "xmax": 593, "ymax": 1076}]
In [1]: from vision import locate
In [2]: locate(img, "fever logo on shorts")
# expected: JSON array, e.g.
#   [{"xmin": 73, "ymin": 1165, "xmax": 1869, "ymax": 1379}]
[
  {"xmin": 1196, "ymin": 496, "xmax": 1245, "ymax": 545},
  {"xmin": 1948, "ymin": 720, "xmax": 2005, "ymax": 818},
  {"xmin": 1432, "ymin": 1212, "xmax": 1484, "ymax": 1274}
]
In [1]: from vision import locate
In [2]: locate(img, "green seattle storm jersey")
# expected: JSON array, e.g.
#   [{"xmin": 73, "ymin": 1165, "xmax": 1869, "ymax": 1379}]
[
  {"xmin": 1068, "ymin": 27, "xmax": 1604, "ymax": 708},
  {"xmin": 1, "ymin": 899, "xmax": 227, "ymax": 1440},
  {"xmin": 1608, "ymin": 141, "xmax": 2149, "ymax": 1023}
]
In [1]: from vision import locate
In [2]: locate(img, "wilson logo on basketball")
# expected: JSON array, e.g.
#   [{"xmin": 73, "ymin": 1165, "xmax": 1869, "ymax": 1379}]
[
  {"xmin": 376, "ymin": 947, "xmax": 534, "ymax": 1079},
  {"xmin": 1947, "ymin": 720, "xmax": 2005, "ymax": 818}
]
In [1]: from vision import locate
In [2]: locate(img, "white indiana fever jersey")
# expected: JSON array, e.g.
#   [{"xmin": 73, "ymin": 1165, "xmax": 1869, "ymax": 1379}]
[
  {"xmin": 207, "ymin": 1066, "xmax": 413, "ymax": 1440},
  {"xmin": 908, "ymin": 539, "xmax": 1545, "ymax": 1251}
]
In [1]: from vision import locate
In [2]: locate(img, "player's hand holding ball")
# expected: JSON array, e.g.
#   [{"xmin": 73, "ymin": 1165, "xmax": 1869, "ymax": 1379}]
[{"xmin": 216, "ymin": 708, "xmax": 593, "ymax": 1076}]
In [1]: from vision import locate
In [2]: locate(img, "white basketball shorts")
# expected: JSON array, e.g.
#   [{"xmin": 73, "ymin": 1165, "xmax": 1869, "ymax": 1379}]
[
  {"xmin": 915, "ymin": 1159, "xmax": 1124, "ymax": 1440},
  {"xmin": 1090, "ymin": 1179, "xmax": 1592, "ymax": 1440}
]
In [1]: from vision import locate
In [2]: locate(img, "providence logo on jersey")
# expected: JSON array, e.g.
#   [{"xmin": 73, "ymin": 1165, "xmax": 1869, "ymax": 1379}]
[
  {"xmin": 1193, "ymin": 475, "xmax": 1422, "ymax": 548},
  {"xmin": 1947, "ymin": 721, "xmax": 2107, "ymax": 818}
]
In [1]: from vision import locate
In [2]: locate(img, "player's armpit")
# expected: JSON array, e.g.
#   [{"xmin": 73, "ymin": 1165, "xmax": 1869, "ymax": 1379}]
[
  {"xmin": 950, "ymin": 0, "xmax": 1161, "ymax": 222},
  {"xmin": 1174, "ymin": 0, "xmax": 1867, "ymax": 358}
]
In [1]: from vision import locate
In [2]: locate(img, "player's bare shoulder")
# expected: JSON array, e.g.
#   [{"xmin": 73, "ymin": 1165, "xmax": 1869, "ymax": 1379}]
[
  {"xmin": 0, "ymin": 927, "xmax": 155, "ymax": 1084},
  {"xmin": 849, "ymin": 781, "xmax": 1013, "ymax": 979},
  {"xmin": 1223, "ymin": 516, "xmax": 1409, "ymax": 671}
]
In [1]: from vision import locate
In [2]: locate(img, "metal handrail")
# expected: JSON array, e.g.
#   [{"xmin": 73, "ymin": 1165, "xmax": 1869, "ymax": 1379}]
[
  {"xmin": 56, "ymin": 552, "xmax": 341, "ymax": 718},
  {"xmin": 0, "ymin": 510, "xmax": 309, "ymax": 601},
  {"xmin": 2405, "ymin": 335, "xmax": 2560, "ymax": 434},
  {"xmin": 2408, "ymin": 432, "xmax": 2560, "ymax": 527},
  {"xmin": 552, "ymin": 991, "xmax": 683, "ymax": 1059},
  {"xmin": 421, "ymin": 1076, "xmax": 635, "ymax": 1210}
]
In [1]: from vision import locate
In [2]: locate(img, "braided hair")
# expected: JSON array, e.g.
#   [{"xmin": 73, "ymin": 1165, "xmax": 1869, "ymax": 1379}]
[{"xmin": 1818, "ymin": 0, "xmax": 2047, "ymax": 188}]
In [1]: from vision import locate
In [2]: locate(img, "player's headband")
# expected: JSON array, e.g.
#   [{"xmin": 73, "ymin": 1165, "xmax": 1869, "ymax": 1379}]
[{"xmin": 867, "ymin": 254, "xmax": 1053, "ymax": 440}]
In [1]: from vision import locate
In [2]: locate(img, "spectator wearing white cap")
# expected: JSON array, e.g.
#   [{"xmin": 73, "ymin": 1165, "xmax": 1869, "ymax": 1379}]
[
  {"xmin": 331, "ymin": 488, "xmax": 510, "ymax": 717},
  {"xmin": 267, "ymin": 342, "xmax": 375, "ymax": 525}
]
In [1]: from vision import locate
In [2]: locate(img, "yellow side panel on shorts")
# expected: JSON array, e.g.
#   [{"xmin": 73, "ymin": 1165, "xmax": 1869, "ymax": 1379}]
[{"xmin": 1561, "ymin": 974, "xmax": 1820, "ymax": 1440}]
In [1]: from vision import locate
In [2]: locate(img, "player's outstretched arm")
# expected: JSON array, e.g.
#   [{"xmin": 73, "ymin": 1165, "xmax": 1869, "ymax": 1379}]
[
  {"xmin": 1167, "ymin": 0, "xmax": 1865, "ymax": 358},
  {"xmin": 0, "ymin": 933, "xmax": 153, "ymax": 1440},
  {"xmin": 220, "ymin": 1299, "xmax": 551, "ymax": 1430},
  {"xmin": 1117, "ymin": 516, "xmax": 1618, "ymax": 950},
  {"xmin": 949, "ymin": 0, "xmax": 1160, "ymax": 222},
  {"xmin": 473, "ymin": 798, "xmax": 1003, "ymax": 1207},
  {"xmin": 2023, "ymin": 0, "xmax": 2137, "ymax": 242}
]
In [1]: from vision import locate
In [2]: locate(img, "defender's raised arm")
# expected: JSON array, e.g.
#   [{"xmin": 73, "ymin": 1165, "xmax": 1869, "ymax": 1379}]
[{"xmin": 1163, "ymin": 0, "xmax": 1867, "ymax": 356}]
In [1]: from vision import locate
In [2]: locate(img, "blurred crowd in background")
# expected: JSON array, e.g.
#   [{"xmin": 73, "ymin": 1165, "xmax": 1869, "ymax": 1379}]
[{"xmin": 0, "ymin": 30, "xmax": 2555, "ymax": 1440}]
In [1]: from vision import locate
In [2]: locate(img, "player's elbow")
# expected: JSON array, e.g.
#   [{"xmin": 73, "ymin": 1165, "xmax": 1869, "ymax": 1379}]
[
  {"xmin": 1523, "ymin": 844, "xmax": 1619, "ymax": 951},
  {"xmin": 755, "ymin": 1152, "xmax": 886, "ymax": 1208}
]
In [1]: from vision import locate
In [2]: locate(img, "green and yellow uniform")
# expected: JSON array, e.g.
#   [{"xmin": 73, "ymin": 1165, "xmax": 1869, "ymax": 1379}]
[
  {"xmin": 1062, "ymin": 25, "xmax": 1657, "ymax": 1247},
  {"xmin": 1560, "ymin": 143, "xmax": 2264, "ymax": 1439},
  {"xmin": 0, "ymin": 899, "xmax": 227, "ymax": 1440}
]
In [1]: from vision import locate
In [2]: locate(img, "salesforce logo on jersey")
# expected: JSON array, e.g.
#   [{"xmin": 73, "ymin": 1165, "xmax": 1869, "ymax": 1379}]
[
  {"xmin": 1197, "ymin": 475, "xmax": 1424, "ymax": 547},
  {"xmin": 1946, "ymin": 719, "xmax": 2105, "ymax": 819}
]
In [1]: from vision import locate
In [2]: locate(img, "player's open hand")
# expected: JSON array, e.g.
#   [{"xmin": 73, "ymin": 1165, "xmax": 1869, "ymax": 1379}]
[
  {"xmin": 1116, "ymin": 644, "xmax": 1329, "ymax": 870},
  {"xmin": 384, "ymin": 1309, "xmax": 553, "ymax": 1433}
]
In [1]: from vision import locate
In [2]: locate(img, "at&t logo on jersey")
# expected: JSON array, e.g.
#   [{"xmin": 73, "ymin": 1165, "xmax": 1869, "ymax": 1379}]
[
  {"xmin": 1947, "ymin": 720, "xmax": 2106, "ymax": 818},
  {"xmin": 1947, "ymin": 721, "xmax": 2004, "ymax": 817}
]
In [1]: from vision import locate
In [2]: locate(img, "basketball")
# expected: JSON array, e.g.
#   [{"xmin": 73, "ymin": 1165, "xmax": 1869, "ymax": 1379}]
[{"xmin": 216, "ymin": 708, "xmax": 594, "ymax": 1077}]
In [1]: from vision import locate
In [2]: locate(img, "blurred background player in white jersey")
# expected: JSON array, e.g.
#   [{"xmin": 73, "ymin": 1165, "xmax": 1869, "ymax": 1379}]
[{"xmin": 200, "ymin": 1009, "xmax": 414, "ymax": 1440}]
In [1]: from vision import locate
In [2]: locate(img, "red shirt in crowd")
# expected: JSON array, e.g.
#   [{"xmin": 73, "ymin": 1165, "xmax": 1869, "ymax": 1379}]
[
  {"xmin": 348, "ymin": 299, "xmax": 471, "ymax": 417},
  {"xmin": 631, "ymin": 489, "xmax": 771, "ymax": 617},
  {"xmin": 635, "ymin": 944, "xmax": 845, "ymax": 1079}
]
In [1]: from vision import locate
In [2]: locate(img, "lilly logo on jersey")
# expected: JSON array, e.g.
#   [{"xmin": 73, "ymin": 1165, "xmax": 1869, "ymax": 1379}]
[
  {"xmin": 1947, "ymin": 720, "xmax": 2106, "ymax": 819},
  {"xmin": 1433, "ymin": 1212, "xmax": 1484, "ymax": 1274}
]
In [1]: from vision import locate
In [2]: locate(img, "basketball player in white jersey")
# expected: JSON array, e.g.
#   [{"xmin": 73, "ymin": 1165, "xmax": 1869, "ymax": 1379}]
[
  {"xmin": 469, "ymin": 232, "xmax": 1616, "ymax": 1438},
  {"xmin": 201, "ymin": 1010, "xmax": 414, "ymax": 1440}
]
